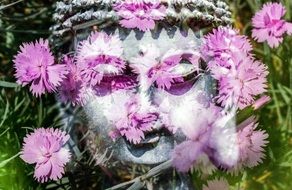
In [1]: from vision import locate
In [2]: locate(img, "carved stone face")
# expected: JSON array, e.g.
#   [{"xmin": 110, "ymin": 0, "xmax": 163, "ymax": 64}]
[{"xmin": 77, "ymin": 28, "xmax": 216, "ymax": 164}]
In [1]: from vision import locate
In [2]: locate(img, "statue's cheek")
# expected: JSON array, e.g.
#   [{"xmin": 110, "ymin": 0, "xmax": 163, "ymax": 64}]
[{"xmin": 153, "ymin": 74, "xmax": 216, "ymax": 130}]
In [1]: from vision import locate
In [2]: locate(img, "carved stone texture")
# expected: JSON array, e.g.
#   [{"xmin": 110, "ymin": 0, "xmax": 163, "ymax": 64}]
[{"xmin": 51, "ymin": 0, "xmax": 232, "ymax": 35}]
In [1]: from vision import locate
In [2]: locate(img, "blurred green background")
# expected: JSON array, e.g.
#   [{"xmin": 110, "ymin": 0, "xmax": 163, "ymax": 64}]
[{"xmin": 0, "ymin": 0, "xmax": 291, "ymax": 189}]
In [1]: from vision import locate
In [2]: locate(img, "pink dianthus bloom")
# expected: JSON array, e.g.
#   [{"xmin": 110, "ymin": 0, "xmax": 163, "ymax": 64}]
[
  {"xmin": 58, "ymin": 55, "xmax": 87, "ymax": 106},
  {"xmin": 116, "ymin": 95, "xmax": 158, "ymax": 144},
  {"xmin": 252, "ymin": 95, "xmax": 271, "ymax": 110},
  {"xmin": 235, "ymin": 121, "xmax": 269, "ymax": 170},
  {"xmin": 147, "ymin": 53, "xmax": 185, "ymax": 89},
  {"xmin": 252, "ymin": 2, "xmax": 292, "ymax": 48},
  {"xmin": 131, "ymin": 45, "xmax": 200, "ymax": 89},
  {"xmin": 201, "ymin": 27, "xmax": 252, "ymax": 66},
  {"xmin": 216, "ymin": 56, "xmax": 268, "ymax": 109},
  {"xmin": 13, "ymin": 39, "xmax": 68, "ymax": 97},
  {"xmin": 172, "ymin": 141, "xmax": 204, "ymax": 172},
  {"xmin": 20, "ymin": 128, "xmax": 71, "ymax": 183},
  {"xmin": 171, "ymin": 103, "xmax": 221, "ymax": 172},
  {"xmin": 202, "ymin": 178, "xmax": 230, "ymax": 190},
  {"xmin": 113, "ymin": 0, "xmax": 166, "ymax": 31},
  {"xmin": 76, "ymin": 32, "xmax": 126, "ymax": 87},
  {"xmin": 201, "ymin": 27, "xmax": 269, "ymax": 109}
]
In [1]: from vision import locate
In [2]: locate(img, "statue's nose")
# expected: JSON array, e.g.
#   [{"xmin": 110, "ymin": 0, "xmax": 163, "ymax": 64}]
[
  {"xmin": 133, "ymin": 73, "xmax": 159, "ymax": 106},
  {"xmin": 127, "ymin": 75, "xmax": 161, "ymax": 128},
  {"xmin": 128, "ymin": 90, "xmax": 156, "ymax": 116}
]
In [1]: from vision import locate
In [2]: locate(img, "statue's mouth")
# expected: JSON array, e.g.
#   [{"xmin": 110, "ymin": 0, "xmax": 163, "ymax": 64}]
[{"xmin": 124, "ymin": 127, "xmax": 173, "ymax": 157}]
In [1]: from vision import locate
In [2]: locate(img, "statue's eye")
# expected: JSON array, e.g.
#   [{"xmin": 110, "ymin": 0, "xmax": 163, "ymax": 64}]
[
  {"xmin": 168, "ymin": 58, "xmax": 198, "ymax": 78},
  {"xmin": 161, "ymin": 58, "xmax": 203, "ymax": 96},
  {"xmin": 93, "ymin": 62, "xmax": 144, "ymax": 96},
  {"xmin": 94, "ymin": 70, "xmax": 138, "ymax": 96}
]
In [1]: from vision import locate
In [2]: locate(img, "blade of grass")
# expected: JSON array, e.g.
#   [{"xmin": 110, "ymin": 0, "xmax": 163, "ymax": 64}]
[
  {"xmin": 37, "ymin": 98, "xmax": 43, "ymax": 128},
  {"xmin": 0, "ymin": 100, "xmax": 9, "ymax": 128},
  {"xmin": 0, "ymin": 127, "xmax": 9, "ymax": 137},
  {"xmin": 285, "ymin": 0, "xmax": 291, "ymax": 19},
  {"xmin": 246, "ymin": 0, "xmax": 259, "ymax": 12},
  {"xmin": 277, "ymin": 84, "xmax": 291, "ymax": 104},
  {"xmin": 19, "ymin": 95, "xmax": 31, "ymax": 116},
  {"xmin": 14, "ymin": 97, "xmax": 25, "ymax": 113},
  {"xmin": 0, "ymin": 81, "xmax": 18, "ymax": 88},
  {"xmin": 0, "ymin": 153, "xmax": 20, "ymax": 168},
  {"xmin": 270, "ymin": 83, "xmax": 283, "ymax": 124},
  {"xmin": 284, "ymin": 106, "xmax": 291, "ymax": 131},
  {"xmin": 0, "ymin": 0, "xmax": 24, "ymax": 11}
]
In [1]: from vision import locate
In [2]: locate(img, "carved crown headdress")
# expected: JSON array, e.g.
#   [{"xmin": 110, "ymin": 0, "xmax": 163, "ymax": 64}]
[{"xmin": 52, "ymin": 0, "xmax": 232, "ymax": 36}]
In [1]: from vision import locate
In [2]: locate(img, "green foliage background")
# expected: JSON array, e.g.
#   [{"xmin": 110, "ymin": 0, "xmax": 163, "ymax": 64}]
[{"xmin": 0, "ymin": 0, "xmax": 291, "ymax": 189}]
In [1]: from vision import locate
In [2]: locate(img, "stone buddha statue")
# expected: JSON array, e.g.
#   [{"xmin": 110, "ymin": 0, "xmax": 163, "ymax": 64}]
[{"xmin": 51, "ymin": 0, "xmax": 232, "ymax": 189}]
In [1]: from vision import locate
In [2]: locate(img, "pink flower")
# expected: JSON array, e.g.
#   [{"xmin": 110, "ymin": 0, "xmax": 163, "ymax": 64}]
[
  {"xmin": 76, "ymin": 32, "xmax": 126, "ymax": 87},
  {"xmin": 131, "ymin": 45, "xmax": 200, "ymax": 89},
  {"xmin": 171, "ymin": 103, "xmax": 221, "ymax": 172},
  {"xmin": 216, "ymin": 56, "xmax": 268, "ymax": 109},
  {"xmin": 236, "ymin": 121, "xmax": 269, "ymax": 170},
  {"xmin": 201, "ymin": 27, "xmax": 269, "ymax": 109},
  {"xmin": 286, "ymin": 22, "xmax": 292, "ymax": 35},
  {"xmin": 116, "ymin": 95, "xmax": 158, "ymax": 144},
  {"xmin": 117, "ymin": 113, "xmax": 156, "ymax": 144},
  {"xmin": 113, "ymin": 0, "xmax": 166, "ymax": 31},
  {"xmin": 20, "ymin": 128, "xmax": 71, "ymax": 183},
  {"xmin": 201, "ymin": 27, "xmax": 252, "ymax": 66},
  {"xmin": 203, "ymin": 178, "xmax": 229, "ymax": 190},
  {"xmin": 252, "ymin": 95, "xmax": 271, "ymax": 110},
  {"xmin": 13, "ymin": 39, "xmax": 68, "ymax": 97},
  {"xmin": 58, "ymin": 55, "xmax": 87, "ymax": 106},
  {"xmin": 192, "ymin": 154, "xmax": 217, "ymax": 175},
  {"xmin": 179, "ymin": 103, "xmax": 220, "ymax": 142},
  {"xmin": 252, "ymin": 2, "xmax": 292, "ymax": 48},
  {"xmin": 172, "ymin": 141, "xmax": 203, "ymax": 172},
  {"xmin": 147, "ymin": 53, "xmax": 184, "ymax": 89},
  {"xmin": 108, "ymin": 129, "xmax": 121, "ymax": 141}
]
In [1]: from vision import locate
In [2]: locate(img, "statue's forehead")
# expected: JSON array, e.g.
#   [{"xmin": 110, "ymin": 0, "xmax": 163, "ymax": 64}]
[{"xmin": 75, "ymin": 28, "xmax": 203, "ymax": 59}]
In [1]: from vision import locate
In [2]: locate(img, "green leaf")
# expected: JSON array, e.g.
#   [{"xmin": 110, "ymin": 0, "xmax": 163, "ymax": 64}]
[
  {"xmin": 0, "ymin": 0, "xmax": 24, "ymax": 11},
  {"xmin": 0, "ymin": 153, "xmax": 20, "ymax": 168},
  {"xmin": 282, "ymin": 85, "xmax": 292, "ymax": 97},
  {"xmin": 0, "ymin": 81, "xmax": 19, "ymax": 88},
  {"xmin": 0, "ymin": 101, "xmax": 9, "ymax": 128},
  {"xmin": 277, "ymin": 84, "xmax": 291, "ymax": 104},
  {"xmin": 236, "ymin": 106, "xmax": 254, "ymax": 125},
  {"xmin": 279, "ymin": 163, "xmax": 292, "ymax": 168}
]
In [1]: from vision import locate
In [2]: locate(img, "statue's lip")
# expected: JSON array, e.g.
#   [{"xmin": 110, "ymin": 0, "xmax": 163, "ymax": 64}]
[
  {"xmin": 121, "ymin": 127, "xmax": 173, "ymax": 160},
  {"xmin": 113, "ymin": 126, "xmax": 174, "ymax": 163},
  {"xmin": 124, "ymin": 127, "xmax": 171, "ymax": 145},
  {"xmin": 139, "ymin": 132, "xmax": 160, "ymax": 144},
  {"xmin": 124, "ymin": 127, "xmax": 172, "ymax": 147},
  {"xmin": 141, "ymin": 135, "xmax": 160, "ymax": 144}
]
